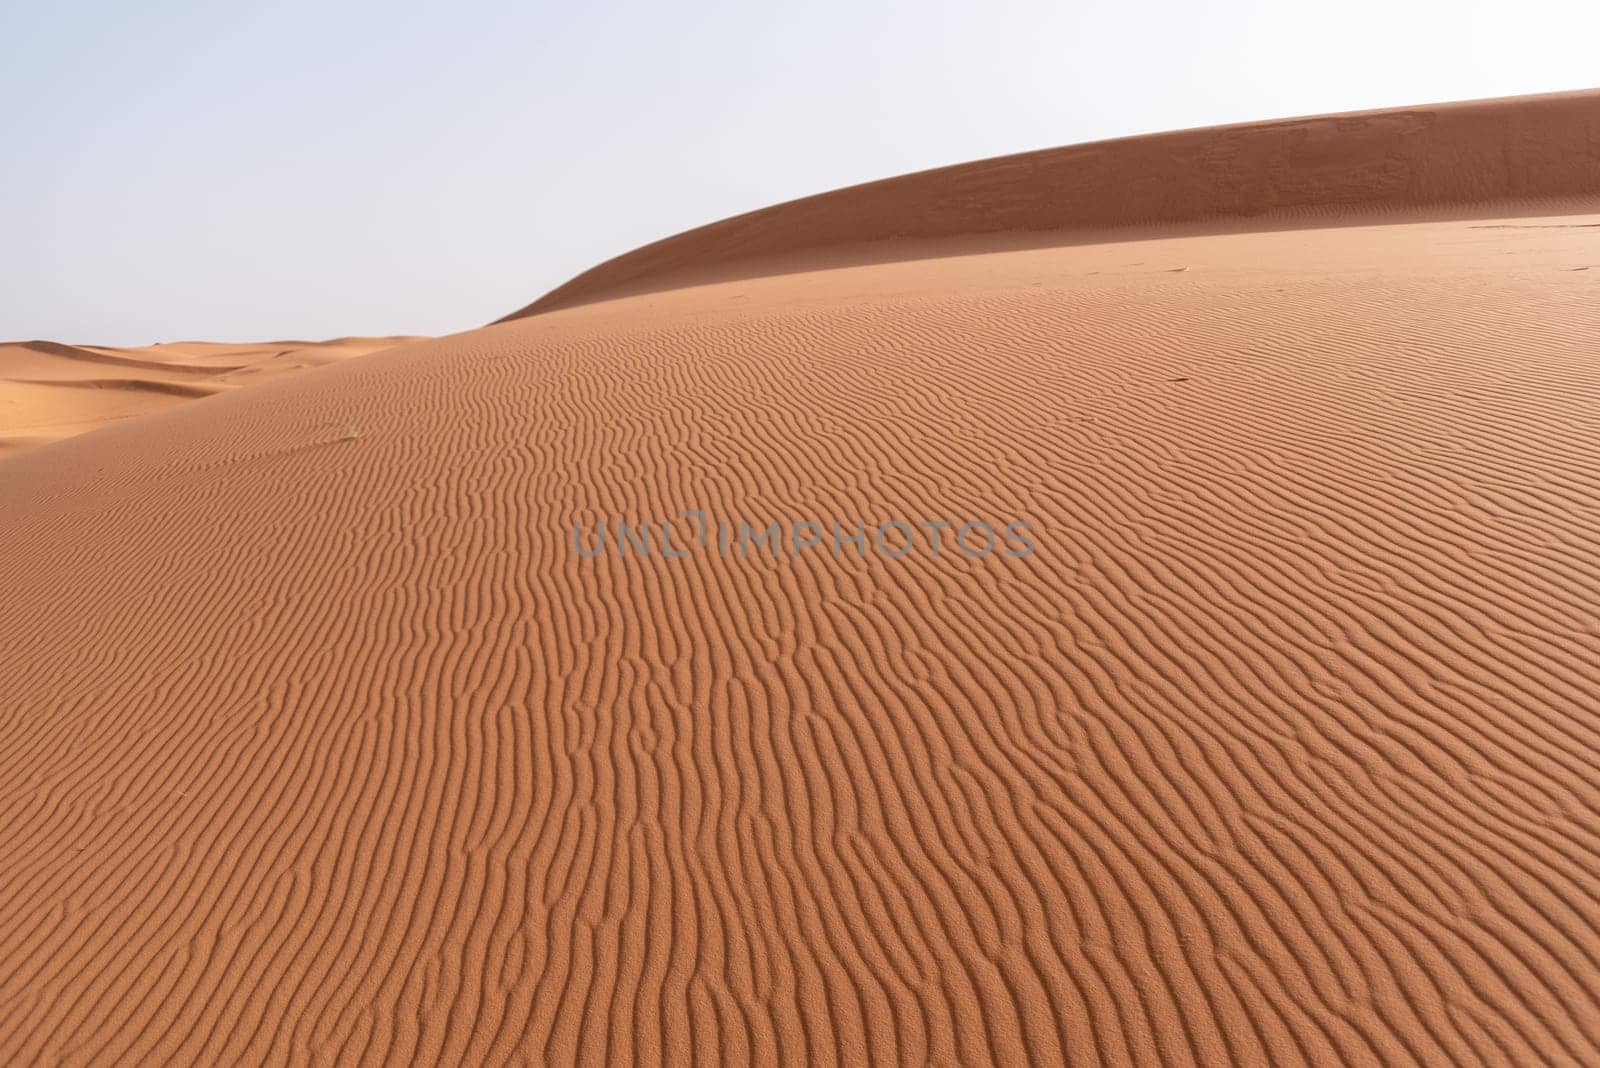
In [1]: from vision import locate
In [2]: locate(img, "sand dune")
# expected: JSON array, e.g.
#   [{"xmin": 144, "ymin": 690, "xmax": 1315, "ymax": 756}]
[
  {"xmin": 2, "ymin": 93, "xmax": 1600, "ymax": 1065},
  {"xmin": 506, "ymin": 89, "xmax": 1600, "ymax": 318},
  {"xmin": 0, "ymin": 337, "xmax": 420, "ymax": 455}
]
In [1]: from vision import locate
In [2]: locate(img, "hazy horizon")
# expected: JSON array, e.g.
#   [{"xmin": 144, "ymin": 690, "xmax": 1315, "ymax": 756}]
[{"xmin": 4, "ymin": 0, "xmax": 1597, "ymax": 345}]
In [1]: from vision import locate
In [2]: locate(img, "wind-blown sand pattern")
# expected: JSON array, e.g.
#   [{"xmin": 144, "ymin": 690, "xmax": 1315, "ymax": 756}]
[
  {"xmin": 2, "ymin": 93, "xmax": 1599, "ymax": 1065},
  {"xmin": 0, "ymin": 337, "xmax": 418, "ymax": 456}
]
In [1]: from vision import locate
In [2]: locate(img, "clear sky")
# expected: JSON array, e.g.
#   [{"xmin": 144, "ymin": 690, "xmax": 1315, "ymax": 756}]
[{"xmin": 3, "ymin": 0, "xmax": 1596, "ymax": 344}]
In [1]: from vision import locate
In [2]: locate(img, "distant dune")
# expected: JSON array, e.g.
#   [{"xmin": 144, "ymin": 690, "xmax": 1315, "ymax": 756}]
[
  {"xmin": 2, "ymin": 93, "xmax": 1600, "ymax": 1065},
  {"xmin": 0, "ymin": 336, "xmax": 420, "ymax": 455}
]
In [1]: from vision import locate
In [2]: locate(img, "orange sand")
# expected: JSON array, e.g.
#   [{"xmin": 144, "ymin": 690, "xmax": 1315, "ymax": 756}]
[
  {"xmin": 2, "ymin": 92, "xmax": 1599, "ymax": 1065},
  {"xmin": 0, "ymin": 337, "xmax": 419, "ymax": 456}
]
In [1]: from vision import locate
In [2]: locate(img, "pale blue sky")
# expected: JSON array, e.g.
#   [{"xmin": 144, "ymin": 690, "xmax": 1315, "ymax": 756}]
[{"xmin": 3, "ymin": 0, "xmax": 1596, "ymax": 343}]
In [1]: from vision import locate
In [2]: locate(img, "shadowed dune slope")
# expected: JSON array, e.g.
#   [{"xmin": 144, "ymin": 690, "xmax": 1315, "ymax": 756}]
[
  {"xmin": 2, "ymin": 210, "xmax": 1600, "ymax": 1065},
  {"xmin": 504, "ymin": 89, "xmax": 1600, "ymax": 318},
  {"xmin": 0, "ymin": 337, "xmax": 420, "ymax": 456}
]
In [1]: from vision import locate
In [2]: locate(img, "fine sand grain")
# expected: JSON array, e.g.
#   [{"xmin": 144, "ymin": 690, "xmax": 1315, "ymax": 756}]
[{"xmin": 1, "ymin": 92, "xmax": 1599, "ymax": 1065}]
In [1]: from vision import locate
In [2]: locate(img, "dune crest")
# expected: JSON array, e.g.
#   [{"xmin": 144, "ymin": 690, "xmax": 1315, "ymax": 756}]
[{"xmin": 505, "ymin": 89, "xmax": 1600, "ymax": 317}]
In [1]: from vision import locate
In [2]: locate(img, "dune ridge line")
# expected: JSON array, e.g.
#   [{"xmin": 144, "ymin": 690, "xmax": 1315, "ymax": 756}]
[{"xmin": 504, "ymin": 89, "xmax": 1600, "ymax": 318}]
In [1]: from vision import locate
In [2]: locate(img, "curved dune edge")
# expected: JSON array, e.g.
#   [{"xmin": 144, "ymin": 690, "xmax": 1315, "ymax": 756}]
[{"xmin": 504, "ymin": 89, "xmax": 1600, "ymax": 318}]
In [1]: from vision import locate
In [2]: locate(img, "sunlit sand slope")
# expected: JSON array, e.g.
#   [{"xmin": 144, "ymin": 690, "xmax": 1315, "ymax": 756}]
[{"xmin": 4, "ymin": 217, "xmax": 1599, "ymax": 1065}]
